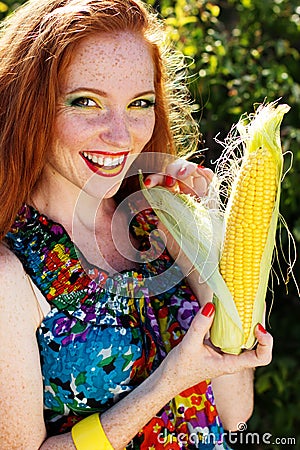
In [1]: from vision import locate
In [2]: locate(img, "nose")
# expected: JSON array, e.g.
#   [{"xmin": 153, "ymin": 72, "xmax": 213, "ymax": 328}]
[{"xmin": 100, "ymin": 110, "xmax": 131, "ymax": 150}]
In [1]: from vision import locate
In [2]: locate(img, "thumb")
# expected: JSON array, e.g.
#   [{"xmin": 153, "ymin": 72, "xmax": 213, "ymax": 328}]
[{"xmin": 190, "ymin": 302, "xmax": 215, "ymax": 340}]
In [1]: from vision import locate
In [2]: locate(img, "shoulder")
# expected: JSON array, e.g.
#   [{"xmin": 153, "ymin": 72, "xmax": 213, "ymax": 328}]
[
  {"xmin": 0, "ymin": 241, "xmax": 24, "ymax": 275},
  {"xmin": 0, "ymin": 242, "xmax": 42, "ymax": 328},
  {"xmin": 0, "ymin": 241, "xmax": 27, "ymax": 284}
]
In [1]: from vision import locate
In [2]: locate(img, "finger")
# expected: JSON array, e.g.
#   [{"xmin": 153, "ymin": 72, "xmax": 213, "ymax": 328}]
[
  {"xmin": 143, "ymin": 172, "xmax": 165, "ymax": 188},
  {"xmin": 177, "ymin": 173, "xmax": 210, "ymax": 198},
  {"xmin": 191, "ymin": 175, "xmax": 209, "ymax": 197},
  {"xmin": 196, "ymin": 166, "xmax": 214, "ymax": 184},
  {"xmin": 164, "ymin": 160, "xmax": 196, "ymax": 180},
  {"xmin": 189, "ymin": 303, "xmax": 215, "ymax": 341},
  {"xmin": 176, "ymin": 164, "xmax": 214, "ymax": 184},
  {"xmin": 143, "ymin": 164, "xmax": 215, "ymax": 198},
  {"xmin": 228, "ymin": 325, "xmax": 273, "ymax": 371},
  {"xmin": 144, "ymin": 173, "xmax": 180, "ymax": 190},
  {"xmin": 195, "ymin": 167, "xmax": 219, "ymax": 209},
  {"xmin": 254, "ymin": 323, "xmax": 273, "ymax": 365},
  {"xmin": 144, "ymin": 160, "xmax": 195, "ymax": 187},
  {"xmin": 177, "ymin": 165, "xmax": 214, "ymax": 197}
]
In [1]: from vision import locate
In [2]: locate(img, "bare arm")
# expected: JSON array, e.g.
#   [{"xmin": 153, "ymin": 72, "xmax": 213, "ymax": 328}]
[
  {"xmin": 0, "ymin": 245, "xmax": 47, "ymax": 449},
  {"xmin": 212, "ymin": 369, "xmax": 254, "ymax": 431}
]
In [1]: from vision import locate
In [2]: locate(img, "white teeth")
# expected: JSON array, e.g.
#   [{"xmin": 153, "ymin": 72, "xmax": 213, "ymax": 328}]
[
  {"xmin": 103, "ymin": 157, "xmax": 113, "ymax": 167},
  {"xmin": 83, "ymin": 152, "xmax": 126, "ymax": 167}
]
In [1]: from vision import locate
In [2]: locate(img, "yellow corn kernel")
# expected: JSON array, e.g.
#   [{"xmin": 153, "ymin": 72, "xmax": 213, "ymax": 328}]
[{"xmin": 219, "ymin": 146, "xmax": 278, "ymax": 343}]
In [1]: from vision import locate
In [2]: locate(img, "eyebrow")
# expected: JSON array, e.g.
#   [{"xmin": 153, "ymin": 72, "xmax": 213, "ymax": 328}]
[{"xmin": 66, "ymin": 88, "xmax": 156, "ymax": 98}]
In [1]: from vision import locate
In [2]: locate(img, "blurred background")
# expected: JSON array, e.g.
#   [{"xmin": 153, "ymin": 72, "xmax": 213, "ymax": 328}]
[{"xmin": 1, "ymin": 0, "xmax": 299, "ymax": 448}]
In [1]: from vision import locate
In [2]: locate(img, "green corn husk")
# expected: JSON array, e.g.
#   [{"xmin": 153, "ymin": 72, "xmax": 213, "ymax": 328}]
[{"xmin": 140, "ymin": 102, "xmax": 290, "ymax": 355}]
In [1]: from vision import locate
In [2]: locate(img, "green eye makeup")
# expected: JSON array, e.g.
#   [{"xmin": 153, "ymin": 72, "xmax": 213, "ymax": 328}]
[
  {"xmin": 67, "ymin": 96, "xmax": 99, "ymax": 108},
  {"xmin": 129, "ymin": 97, "xmax": 156, "ymax": 109}
]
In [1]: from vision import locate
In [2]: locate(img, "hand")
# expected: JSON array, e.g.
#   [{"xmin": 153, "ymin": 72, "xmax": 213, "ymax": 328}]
[
  {"xmin": 165, "ymin": 303, "xmax": 273, "ymax": 395},
  {"xmin": 144, "ymin": 159, "xmax": 214, "ymax": 198}
]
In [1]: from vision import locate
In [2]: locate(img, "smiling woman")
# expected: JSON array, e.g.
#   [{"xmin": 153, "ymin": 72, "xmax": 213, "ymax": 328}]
[
  {"xmin": 46, "ymin": 31, "xmax": 156, "ymax": 198},
  {"xmin": 0, "ymin": 1, "xmax": 273, "ymax": 450}
]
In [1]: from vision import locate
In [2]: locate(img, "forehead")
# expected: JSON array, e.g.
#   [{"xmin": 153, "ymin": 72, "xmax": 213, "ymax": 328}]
[{"xmin": 61, "ymin": 31, "xmax": 155, "ymax": 91}]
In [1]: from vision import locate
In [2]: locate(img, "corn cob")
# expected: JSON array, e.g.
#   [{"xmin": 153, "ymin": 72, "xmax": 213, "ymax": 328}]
[
  {"xmin": 210, "ymin": 102, "xmax": 290, "ymax": 353},
  {"xmin": 218, "ymin": 147, "xmax": 277, "ymax": 344},
  {"xmin": 140, "ymin": 102, "xmax": 290, "ymax": 354}
]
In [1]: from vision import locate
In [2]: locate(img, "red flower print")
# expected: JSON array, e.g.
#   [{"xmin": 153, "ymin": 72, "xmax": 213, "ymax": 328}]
[
  {"xmin": 39, "ymin": 216, "xmax": 49, "ymax": 226},
  {"xmin": 204, "ymin": 400, "xmax": 218, "ymax": 424},
  {"xmin": 140, "ymin": 418, "xmax": 167, "ymax": 450},
  {"xmin": 191, "ymin": 395, "xmax": 202, "ymax": 406},
  {"xmin": 158, "ymin": 306, "xmax": 169, "ymax": 319},
  {"xmin": 180, "ymin": 380, "xmax": 208, "ymax": 398},
  {"xmin": 165, "ymin": 443, "xmax": 180, "ymax": 450},
  {"xmin": 177, "ymin": 421, "xmax": 189, "ymax": 435},
  {"xmin": 184, "ymin": 405, "xmax": 197, "ymax": 420}
]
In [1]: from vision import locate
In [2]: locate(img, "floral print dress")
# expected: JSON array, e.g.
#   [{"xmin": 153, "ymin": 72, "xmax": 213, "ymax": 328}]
[{"xmin": 6, "ymin": 203, "xmax": 231, "ymax": 449}]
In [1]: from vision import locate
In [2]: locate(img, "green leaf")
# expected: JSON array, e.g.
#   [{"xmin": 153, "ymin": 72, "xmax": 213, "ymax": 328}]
[{"xmin": 75, "ymin": 372, "xmax": 87, "ymax": 386}]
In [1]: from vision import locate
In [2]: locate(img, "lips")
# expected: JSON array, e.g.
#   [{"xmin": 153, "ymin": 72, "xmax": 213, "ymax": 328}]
[{"xmin": 81, "ymin": 151, "xmax": 129, "ymax": 177}]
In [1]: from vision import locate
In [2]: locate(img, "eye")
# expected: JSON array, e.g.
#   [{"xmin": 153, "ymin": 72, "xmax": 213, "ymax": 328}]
[
  {"xmin": 129, "ymin": 98, "xmax": 156, "ymax": 109},
  {"xmin": 69, "ymin": 97, "xmax": 99, "ymax": 108}
]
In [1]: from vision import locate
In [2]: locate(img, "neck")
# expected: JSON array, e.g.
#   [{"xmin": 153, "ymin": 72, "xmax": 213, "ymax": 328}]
[{"xmin": 30, "ymin": 165, "xmax": 116, "ymax": 235}]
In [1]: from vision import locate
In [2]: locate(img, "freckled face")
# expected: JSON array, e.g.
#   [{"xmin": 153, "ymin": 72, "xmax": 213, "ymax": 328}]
[{"xmin": 49, "ymin": 32, "xmax": 156, "ymax": 198}]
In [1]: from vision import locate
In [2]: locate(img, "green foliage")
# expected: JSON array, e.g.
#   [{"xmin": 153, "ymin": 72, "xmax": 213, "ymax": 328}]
[
  {"xmin": 157, "ymin": 0, "xmax": 300, "ymax": 236},
  {"xmin": 0, "ymin": 0, "xmax": 299, "ymax": 447},
  {"xmin": 0, "ymin": 0, "xmax": 24, "ymax": 19}
]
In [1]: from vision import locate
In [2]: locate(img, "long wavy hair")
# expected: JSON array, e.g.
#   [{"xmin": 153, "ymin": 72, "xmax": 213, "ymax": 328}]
[{"xmin": 0, "ymin": 0, "xmax": 199, "ymax": 240}]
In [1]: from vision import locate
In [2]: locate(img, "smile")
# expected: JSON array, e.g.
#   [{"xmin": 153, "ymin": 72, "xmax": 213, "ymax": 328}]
[{"xmin": 81, "ymin": 151, "xmax": 129, "ymax": 177}]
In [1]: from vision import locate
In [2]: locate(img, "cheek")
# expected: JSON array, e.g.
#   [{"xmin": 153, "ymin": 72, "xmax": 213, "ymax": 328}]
[
  {"xmin": 53, "ymin": 115, "xmax": 73, "ymax": 152},
  {"xmin": 54, "ymin": 110, "xmax": 96, "ymax": 150},
  {"xmin": 133, "ymin": 113, "xmax": 155, "ymax": 146}
]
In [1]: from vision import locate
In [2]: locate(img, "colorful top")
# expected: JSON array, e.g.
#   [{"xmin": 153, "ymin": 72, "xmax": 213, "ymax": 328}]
[{"xmin": 6, "ymin": 203, "xmax": 231, "ymax": 449}]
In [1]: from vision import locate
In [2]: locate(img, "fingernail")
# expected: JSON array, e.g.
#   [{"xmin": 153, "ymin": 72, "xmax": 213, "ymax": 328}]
[
  {"xmin": 165, "ymin": 175, "xmax": 176, "ymax": 187},
  {"xmin": 177, "ymin": 167, "xmax": 187, "ymax": 176},
  {"xmin": 144, "ymin": 178, "xmax": 151, "ymax": 187},
  {"xmin": 201, "ymin": 302, "xmax": 215, "ymax": 317},
  {"xmin": 258, "ymin": 323, "xmax": 267, "ymax": 334},
  {"xmin": 197, "ymin": 164, "xmax": 205, "ymax": 169}
]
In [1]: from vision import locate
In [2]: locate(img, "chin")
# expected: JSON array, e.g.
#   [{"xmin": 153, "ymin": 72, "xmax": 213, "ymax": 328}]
[
  {"xmin": 79, "ymin": 172, "xmax": 123, "ymax": 200},
  {"xmin": 102, "ymin": 183, "xmax": 122, "ymax": 198}
]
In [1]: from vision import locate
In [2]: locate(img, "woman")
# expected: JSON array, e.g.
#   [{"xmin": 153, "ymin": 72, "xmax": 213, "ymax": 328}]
[{"xmin": 0, "ymin": 0, "xmax": 272, "ymax": 449}]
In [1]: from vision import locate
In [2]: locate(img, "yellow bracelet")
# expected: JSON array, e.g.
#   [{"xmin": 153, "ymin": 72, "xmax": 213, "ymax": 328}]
[{"xmin": 71, "ymin": 413, "xmax": 114, "ymax": 450}]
